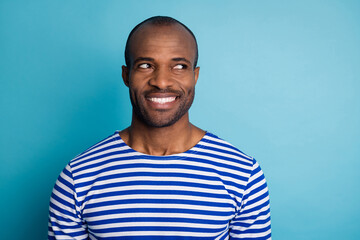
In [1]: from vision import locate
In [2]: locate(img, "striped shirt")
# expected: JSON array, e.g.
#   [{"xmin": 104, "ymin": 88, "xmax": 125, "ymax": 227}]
[{"xmin": 48, "ymin": 131, "xmax": 271, "ymax": 239}]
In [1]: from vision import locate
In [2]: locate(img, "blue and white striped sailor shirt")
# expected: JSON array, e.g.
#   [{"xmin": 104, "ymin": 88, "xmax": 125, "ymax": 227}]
[{"xmin": 48, "ymin": 131, "xmax": 271, "ymax": 239}]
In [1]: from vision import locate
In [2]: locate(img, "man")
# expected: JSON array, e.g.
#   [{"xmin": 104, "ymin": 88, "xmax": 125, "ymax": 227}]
[{"xmin": 48, "ymin": 16, "xmax": 271, "ymax": 239}]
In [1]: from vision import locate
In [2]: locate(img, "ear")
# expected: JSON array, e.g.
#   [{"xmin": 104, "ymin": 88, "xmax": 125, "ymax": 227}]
[
  {"xmin": 122, "ymin": 65, "xmax": 130, "ymax": 87},
  {"xmin": 194, "ymin": 66, "xmax": 200, "ymax": 84}
]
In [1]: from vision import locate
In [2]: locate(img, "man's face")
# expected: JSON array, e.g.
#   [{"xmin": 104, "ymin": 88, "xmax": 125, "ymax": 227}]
[{"xmin": 122, "ymin": 23, "xmax": 200, "ymax": 128}]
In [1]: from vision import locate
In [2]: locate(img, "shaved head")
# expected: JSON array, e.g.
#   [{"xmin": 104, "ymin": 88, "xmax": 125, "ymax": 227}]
[{"xmin": 125, "ymin": 16, "xmax": 198, "ymax": 69}]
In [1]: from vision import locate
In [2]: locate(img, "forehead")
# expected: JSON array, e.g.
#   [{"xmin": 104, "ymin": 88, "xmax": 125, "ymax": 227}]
[{"xmin": 128, "ymin": 23, "xmax": 197, "ymax": 63}]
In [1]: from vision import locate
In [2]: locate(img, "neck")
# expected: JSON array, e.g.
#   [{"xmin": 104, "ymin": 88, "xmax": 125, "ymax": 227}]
[{"xmin": 120, "ymin": 113, "xmax": 205, "ymax": 156}]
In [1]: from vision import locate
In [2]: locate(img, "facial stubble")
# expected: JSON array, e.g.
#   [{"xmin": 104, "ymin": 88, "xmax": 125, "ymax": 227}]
[{"xmin": 130, "ymin": 88, "xmax": 195, "ymax": 128}]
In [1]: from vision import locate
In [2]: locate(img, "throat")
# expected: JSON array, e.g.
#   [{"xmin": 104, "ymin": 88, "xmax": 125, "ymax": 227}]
[
  {"xmin": 143, "ymin": 144, "xmax": 183, "ymax": 156},
  {"xmin": 119, "ymin": 124, "xmax": 206, "ymax": 156}
]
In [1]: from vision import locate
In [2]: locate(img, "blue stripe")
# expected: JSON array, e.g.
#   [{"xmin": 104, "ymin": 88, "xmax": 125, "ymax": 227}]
[
  {"xmin": 85, "ymin": 197, "xmax": 234, "ymax": 210},
  {"xmin": 72, "ymin": 148, "xmax": 134, "ymax": 173},
  {"xmin": 73, "ymin": 135, "xmax": 118, "ymax": 160},
  {"xmin": 49, "ymin": 202, "xmax": 77, "ymax": 220},
  {"xmin": 90, "ymin": 225, "xmax": 227, "ymax": 234},
  {"xmin": 87, "ymin": 216, "xmax": 229, "ymax": 226},
  {"xmin": 231, "ymin": 223, "xmax": 271, "ymax": 234},
  {"xmin": 75, "ymin": 170, "xmax": 228, "ymax": 189},
  {"xmin": 49, "ymin": 211, "xmax": 77, "ymax": 223},
  {"xmin": 82, "ymin": 188, "xmax": 234, "ymax": 203},
  {"xmin": 74, "ymin": 161, "xmax": 249, "ymax": 184},
  {"xmin": 193, "ymin": 145, "xmax": 252, "ymax": 164},
  {"xmin": 101, "ymin": 236, "xmax": 218, "ymax": 240},
  {"xmin": 82, "ymin": 207, "xmax": 234, "ymax": 218},
  {"xmin": 53, "ymin": 183, "xmax": 73, "ymax": 200}
]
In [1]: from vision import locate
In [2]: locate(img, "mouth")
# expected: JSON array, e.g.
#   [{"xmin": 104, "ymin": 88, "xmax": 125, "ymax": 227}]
[
  {"xmin": 145, "ymin": 92, "xmax": 180, "ymax": 109},
  {"xmin": 147, "ymin": 96, "xmax": 177, "ymax": 104}
]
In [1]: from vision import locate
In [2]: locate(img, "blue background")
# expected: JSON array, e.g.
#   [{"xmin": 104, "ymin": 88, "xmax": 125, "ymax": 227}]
[{"xmin": 1, "ymin": 0, "xmax": 359, "ymax": 239}]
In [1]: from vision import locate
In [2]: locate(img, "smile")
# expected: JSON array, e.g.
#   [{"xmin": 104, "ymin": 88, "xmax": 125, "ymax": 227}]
[{"xmin": 148, "ymin": 97, "xmax": 176, "ymax": 104}]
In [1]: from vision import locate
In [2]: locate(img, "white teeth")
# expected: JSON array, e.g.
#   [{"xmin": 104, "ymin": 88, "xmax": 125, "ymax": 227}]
[{"xmin": 149, "ymin": 97, "xmax": 176, "ymax": 104}]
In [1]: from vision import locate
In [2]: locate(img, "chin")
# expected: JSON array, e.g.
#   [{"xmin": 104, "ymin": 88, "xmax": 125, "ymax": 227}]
[
  {"xmin": 131, "ymin": 92, "xmax": 194, "ymax": 128},
  {"xmin": 141, "ymin": 115, "xmax": 183, "ymax": 128}
]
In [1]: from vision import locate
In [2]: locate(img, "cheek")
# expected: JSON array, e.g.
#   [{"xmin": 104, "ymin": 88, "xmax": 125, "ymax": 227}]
[
  {"xmin": 175, "ymin": 74, "xmax": 196, "ymax": 87},
  {"xmin": 128, "ymin": 86, "xmax": 140, "ymax": 103},
  {"xmin": 128, "ymin": 78, "xmax": 143, "ymax": 94},
  {"xmin": 129, "ymin": 74, "xmax": 151, "ymax": 91},
  {"xmin": 130, "ymin": 88, "xmax": 141, "ymax": 100},
  {"xmin": 183, "ymin": 79, "xmax": 196, "ymax": 93}
]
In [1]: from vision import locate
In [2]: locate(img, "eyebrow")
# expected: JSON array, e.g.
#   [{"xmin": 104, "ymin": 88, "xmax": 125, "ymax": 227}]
[
  {"xmin": 133, "ymin": 57, "xmax": 155, "ymax": 65},
  {"xmin": 132, "ymin": 57, "xmax": 192, "ymax": 66},
  {"xmin": 172, "ymin": 58, "xmax": 192, "ymax": 65}
]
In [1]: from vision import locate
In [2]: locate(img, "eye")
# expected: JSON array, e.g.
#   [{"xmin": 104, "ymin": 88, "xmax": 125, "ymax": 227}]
[
  {"xmin": 173, "ymin": 64, "xmax": 187, "ymax": 70},
  {"xmin": 138, "ymin": 63, "xmax": 151, "ymax": 69}
]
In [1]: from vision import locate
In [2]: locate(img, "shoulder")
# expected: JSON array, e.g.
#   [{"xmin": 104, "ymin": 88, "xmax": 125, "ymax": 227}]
[
  {"xmin": 68, "ymin": 131, "xmax": 125, "ymax": 168},
  {"xmin": 191, "ymin": 131, "xmax": 258, "ymax": 175},
  {"xmin": 200, "ymin": 132, "xmax": 254, "ymax": 162}
]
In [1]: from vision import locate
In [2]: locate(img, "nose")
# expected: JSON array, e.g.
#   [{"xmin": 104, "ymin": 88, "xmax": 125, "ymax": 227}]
[{"xmin": 148, "ymin": 66, "xmax": 174, "ymax": 89}]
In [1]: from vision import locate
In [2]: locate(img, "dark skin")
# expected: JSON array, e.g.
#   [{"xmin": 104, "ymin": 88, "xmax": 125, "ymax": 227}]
[{"xmin": 120, "ymin": 23, "xmax": 205, "ymax": 156}]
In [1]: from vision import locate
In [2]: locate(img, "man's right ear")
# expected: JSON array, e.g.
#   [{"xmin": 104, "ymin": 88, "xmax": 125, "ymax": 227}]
[{"xmin": 122, "ymin": 65, "xmax": 129, "ymax": 87}]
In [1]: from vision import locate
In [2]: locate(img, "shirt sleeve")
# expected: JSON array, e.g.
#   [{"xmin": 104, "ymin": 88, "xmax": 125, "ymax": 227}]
[
  {"xmin": 229, "ymin": 159, "xmax": 271, "ymax": 239},
  {"xmin": 48, "ymin": 164, "xmax": 89, "ymax": 240}
]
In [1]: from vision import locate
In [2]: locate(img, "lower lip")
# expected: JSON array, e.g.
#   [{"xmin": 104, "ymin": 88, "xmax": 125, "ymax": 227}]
[{"xmin": 146, "ymin": 97, "xmax": 178, "ymax": 109}]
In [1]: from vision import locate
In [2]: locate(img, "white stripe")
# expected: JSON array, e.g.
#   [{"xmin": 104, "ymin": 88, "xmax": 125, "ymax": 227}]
[
  {"xmin": 53, "ymin": 180, "xmax": 73, "ymax": 199},
  {"xmin": 85, "ymin": 212, "xmax": 234, "ymax": 222},
  {"xmin": 50, "ymin": 197, "xmax": 78, "ymax": 221},
  {"xmin": 78, "ymin": 184, "xmax": 231, "ymax": 202},
  {"xmin": 202, "ymin": 135, "xmax": 252, "ymax": 160},
  {"xmin": 239, "ymin": 203, "xmax": 270, "ymax": 219},
  {"xmin": 90, "ymin": 221, "xmax": 228, "ymax": 230},
  {"xmin": 73, "ymin": 135, "xmax": 117, "ymax": 161},
  {"xmin": 83, "ymin": 203, "xmax": 234, "ymax": 215},
  {"xmin": 72, "ymin": 143, "xmax": 127, "ymax": 169},
  {"xmin": 245, "ymin": 183, "xmax": 268, "ymax": 202},
  {"xmin": 76, "ymin": 175, "xmax": 227, "ymax": 193},
  {"xmin": 84, "ymin": 194, "xmax": 236, "ymax": 208},
  {"xmin": 194, "ymin": 144, "xmax": 252, "ymax": 164},
  {"xmin": 230, "ymin": 228, "xmax": 271, "ymax": 238},
  {"xmin": 73, "ymin": 158, "xmax": 250, "ymax": 187},
  {"xmin": 232, "ymin": 212, "xmax": 271, "ymax": 229},
  {"xmin": 93, "ymin": 230, "xmax": 226, "ymax": 238}
]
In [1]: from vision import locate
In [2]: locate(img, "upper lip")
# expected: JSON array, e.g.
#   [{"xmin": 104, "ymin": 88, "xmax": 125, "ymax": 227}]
[
  {"xmin": 145, "ymin": 90, "xmax": 182, "ymax": 99},
  {"xmin": 146, "ymin": 93, "xmax": 178, "ymax": 99}
]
